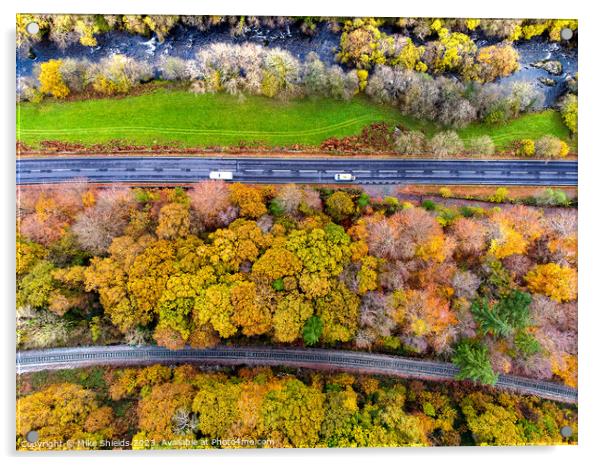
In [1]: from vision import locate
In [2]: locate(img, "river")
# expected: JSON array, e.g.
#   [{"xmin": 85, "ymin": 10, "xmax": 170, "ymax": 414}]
[{"xmin": 16, "ymin": 22, "xmax": 577, "ymax": 106}]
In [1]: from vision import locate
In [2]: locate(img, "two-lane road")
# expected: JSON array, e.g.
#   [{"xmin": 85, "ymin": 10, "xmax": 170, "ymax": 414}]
[
  {"xmin": 16, "ymin": 156, "xmax": 578, "ymax": 186},
  {"xmin": 17, "ymin": 345, "xmax": 578, "ymax": 404}
]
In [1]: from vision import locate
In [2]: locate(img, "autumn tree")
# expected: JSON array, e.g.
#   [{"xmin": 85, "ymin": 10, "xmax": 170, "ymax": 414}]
[
  {"xmin": 109, "ymin": 364, "xmax": 172, "ymax": 400},
  {"xmin": 192, "ymin": 375, "xmax": 242, "ymax": 439},
  {"xmin": 325, "ymin": 191, "xmax": 355, "ymax": 222},
  {"xmin": 188, "ymin": 180, "xmax": 235, "ymax": 229},
  {"xmin": 143, "ymin": 15, "xmax": 179, "ymax": 42},
  {"xmin": 394, "ymin": 130, "xmax": 427, "ymax": 154},
  {"xmin": 429, "ymin": 27, "xmax": 478, "ymax": 73},
  {"xmin": 85, "ymin": 236, "xmax": 174, "ymax": 333},
  {"xmin": 154, "ymin": 272, "xmax": 207, "ymax": 349},
  {"xmin": 135, "ymin": 382, "xmax": 196, "ymax": 443},
  {"xmin": 92, "ymin": 54, "xmax": 152, "ymax": 95},
  {"xmin": 285, "ymin": 224, "xmax": 352, "ymax": 298},
  {"xmin": 262, "ymin": 49, "xmax": 302, "ymax": 98},
  {"xmin": 72, "ymin": 187, "xmax": 133, "ymax": 254},
  {"xmin": 429, "ymin": 131, "xmax": 464, "ymax": 158},
  {"xmin": 357, "ymin": 255, "xmax": 379, "ymax": 295},
  {"xmin": 560, "ymin": 93, "xmax": 577, "ymax": 134},
  {"xmin": 474, "ymin": 44, "xmax": 519, "ymax": 82},
  {"xmin": 17, "ymin": 383, "xmax": 114, "ymax": 450},
  {"xmin": 397, "ymin": 286, "xmax": 456, "ymax": 354},
  {"xmin": 251, "ymin": 247, "xmax": 302, "ymax": 281},
  {"xmin": 229, "ymin": 183, "xmax": 267, "ymax": 218},
  {"xmin": 273, "ymin": 292, "xmax": 313, "ymax": 342},
  {"xmin": 188, "ymin": 323, "xmax": 220, "ymax": 349},
  {"xmin": 466, "ymin": 135, "xmax": 495, "ymax": 156},
  {"xmin": 355, "ymin": 291, "xmax": 396, "ymax": 349},
  {"xmin": 16, "ymin": 235, "xmax": 46, "ymax": 275},
  {"xmin": 535, "ymin": 135, "xmax": 570, "ymax": 158},
  {"xmin": 19, "ymin": 183, "xmax": 89, "ymax": 246},
  {"xmin": 17, "ymin": 260, "xmax": 57, "ymax": 310},
  {"xmin": 515, "ymin": 139, "xmax": 536, "ymax": 157},
  {"xmin": 314, "ymin": 280, "xmax": 360, "ymax": 344},
  {"xmin": 194, "ymin": 283, "xmax": 237, "ymax": 338},
  {"xmin": 489, "ymin": 221, "xmax": 527, "ymax": 259},
  {"xmin": 208, "ymin": 219, "xmax": 272, "ymax": 272},
  {"xmin": 461, "ymin": 392, "xmax": 521, "ymax": 445},
  {"xmin": 37, "ymin": 59, "xmax": 70, "ymax": 98},
  {"xmin": 365, "ymin": 208, "xmax": 445, "ymax": 262},
  {"xmin": 230, "ymin": 280, "xmax": 272, "ymax": 336},
  {"xmin": 525, "ymin": 263, "xmax": 577, "ymax": 302},
  {"xmin": 261, "ymin": 378, "xmax": 325, "ymax": 447},
  {"xmin": 451, "ymin": 270, "xmax": 480, "ymax": 299},
  {"xmin": 319, "ymin": 385, "xmax": 360, "ymax": 447},
  {"xmin": 156, "ymin": 203, "xmax": 191, "ymax": 240},
  {"xmin": 336, "ymin": 18, "xmax": 389, "ymax": 69}
]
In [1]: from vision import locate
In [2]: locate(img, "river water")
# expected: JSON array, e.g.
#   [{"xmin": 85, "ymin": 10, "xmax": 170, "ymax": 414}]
[{"xmin": 16, "ymin": 22, "xmax": 577, "ymax": 106}]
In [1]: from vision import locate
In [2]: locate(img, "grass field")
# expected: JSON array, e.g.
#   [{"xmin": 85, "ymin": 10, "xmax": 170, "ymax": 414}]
[
  {"xmin": 457, "ymin": 110, "xmax": 572, "ymax": 149},
  {"xmin": 17, "ymin": 88, "xmax": 572, "ymax": 151}
]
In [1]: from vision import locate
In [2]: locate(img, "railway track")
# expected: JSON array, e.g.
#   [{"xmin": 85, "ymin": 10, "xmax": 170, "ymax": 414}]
[{"xmin": 17, "ymin": 345, "xmax": 578, "ymax": 404}]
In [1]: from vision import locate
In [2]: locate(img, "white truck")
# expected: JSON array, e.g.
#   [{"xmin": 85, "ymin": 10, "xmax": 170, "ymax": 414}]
[
  {"xmin": 209, "ymin": 170, "xmax": 234, "ymax": 180},
  {"xmin": 334, "ymin": 173, "xmax": 356, "ymax": 181}
]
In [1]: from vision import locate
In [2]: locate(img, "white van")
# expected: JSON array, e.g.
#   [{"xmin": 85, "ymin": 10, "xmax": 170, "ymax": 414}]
[
  {"xmin": 209, "ymin": 171, "xmax": 234, "ymax": 180},
  {"xmin": 334, "ymin": 173, "xmax": 356, "ymax": 181}
]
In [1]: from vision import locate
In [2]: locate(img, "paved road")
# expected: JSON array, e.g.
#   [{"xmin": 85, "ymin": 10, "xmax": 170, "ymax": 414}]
[
  {"xmin": 17, "ymin": 345, "xmax": 577, "ymax": 404},
  {"xmin": 16, "ymin": 157, "xmax": 578, "ymax": 186}
]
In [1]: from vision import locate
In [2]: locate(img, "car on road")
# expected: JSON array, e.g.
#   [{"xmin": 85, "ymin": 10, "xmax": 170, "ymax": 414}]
[
  {"xmin": 334, "ymin": 173, "xmax": 356, "ymax": 181},
  {"xmin": 209, "ymin": 170, "xmax": 234, "ymax": 180}
]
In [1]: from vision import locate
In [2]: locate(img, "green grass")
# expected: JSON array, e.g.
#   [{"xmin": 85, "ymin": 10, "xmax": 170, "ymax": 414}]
[
  {"xmin": 457, "ymin": 110, "xmax": 572, "ymax": 149},
  {"xmin": 16, "ymin": 88, "xmax": 572, "ymax": 151}
]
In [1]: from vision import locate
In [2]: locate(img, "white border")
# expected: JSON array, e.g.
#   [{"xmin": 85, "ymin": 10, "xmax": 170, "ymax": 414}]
[{"xmin": 3, "ymin": 1, "xmax": 600, "ymax": 464}]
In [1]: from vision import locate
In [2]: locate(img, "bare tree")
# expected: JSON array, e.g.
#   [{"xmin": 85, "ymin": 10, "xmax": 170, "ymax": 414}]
[
  {"xmin": 171, "ymin": 407, "xmax": 199, "ymax": 435},
  {"xmin": 429, "ymin": 131, "xmax": 464, "ymax": 158},
  {"xmin": 451, "ymin": 270, "xmax": 481, "ymax": 299},
  {"xmin": 188, "ymin": 180, "xmax": 235, "ymax": 230},
  {"xmin": 72, "ymin": 187, "xmax": 133, "ymax": 254}
]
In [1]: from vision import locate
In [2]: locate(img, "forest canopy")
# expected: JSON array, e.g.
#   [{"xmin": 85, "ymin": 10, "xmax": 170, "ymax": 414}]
[
  {"xmin": 16, "ymin": 365, "xmax": 578, "ymax": 450},
  {"xmin": 16, "ymin": 182, "xmax": 577, "ymax": 387}
]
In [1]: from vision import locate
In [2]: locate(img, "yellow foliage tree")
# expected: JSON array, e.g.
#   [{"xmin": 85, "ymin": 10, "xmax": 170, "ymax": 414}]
[
  {"xmin": 260, "ymin": 379, "xmax": 325, "ymax": 447},
  {"xmin": 252, "ymin": 247, "xmax": 302, "ymax": 281},
  {"xmin": 551, "ymin": 354, "xmax": 577, "ymax": 388},
  {"xmin": 314, "ymin": 281, "xmax": 360, "ymax": 343},
  {"xmin": 38, "ymin": 59, "xmax": 70, "ymax": 98},
  {"xmin": 357, "ymin": 256, "xmax": 379, "ymax": 295},
  {"xmin": 525, "ymin": 263, "xmax": 577, "ymax": 302},
  {"xmin": 489, "ymin": 223, "xmax": 527, "ymax": 259},
  {"xmin": 230, "ymin": 280, "xmax": 272, "ymax": 336},
  {"xmin": 192, "ymin": 376, "xmax": 242, "ymax": 438},
  {"xmin": 229, "ymin": 184, "xmax": 267, "ymax": 218},
  {"xmin": 194, "ymin": 283, "xmax": 237, "ymax": 338},
  {"xmin": 17, "ymin": 383, "xmax": 114, "ymax": 450},
  {"xmin": 273, "ymin": 292, "xmax": 313, "ymax": 342},
  {"xmin": 156, "ymin": 203, "xmax": 190, "ymax": 240}
]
